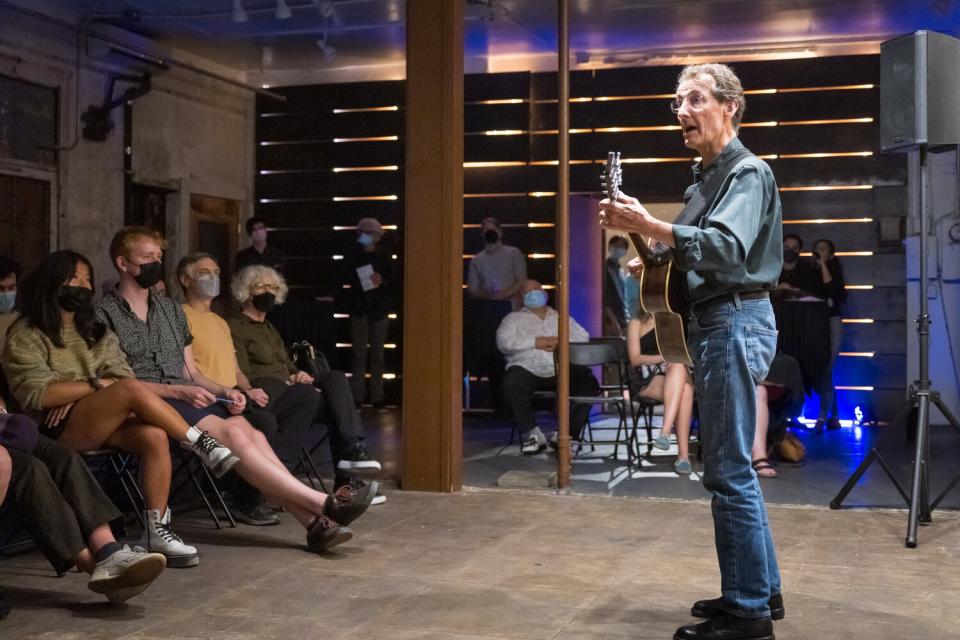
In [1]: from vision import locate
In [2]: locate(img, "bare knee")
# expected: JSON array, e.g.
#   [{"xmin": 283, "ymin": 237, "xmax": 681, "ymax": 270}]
[{"xmin": 122, "ymin": 425, "xmax": 169, "ymax": 457}]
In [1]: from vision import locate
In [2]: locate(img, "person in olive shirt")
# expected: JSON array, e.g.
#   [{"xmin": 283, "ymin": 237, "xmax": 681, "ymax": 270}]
[
  {"xmin": 228, "ymin": 265, "xmax": 383, "ymax": 501},
  {"xmin": 340, "ymin": 217, "xmax": 394, "ymax": 411},
  {"xmin": 601, "ymin": 63, "xmax": 784, "ymax": 640}
]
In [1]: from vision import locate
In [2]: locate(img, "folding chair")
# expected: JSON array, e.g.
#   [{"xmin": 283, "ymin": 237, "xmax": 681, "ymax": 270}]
[
  {"xmin": 568, "ymin": 341, "xmax": 639, "ymax": 467},
  {"xmin": 287, "ymin": 343, "xmax": 333, "ymax": 492},
  {"xmin": 82, "ymin": 449, "xmax": 147, "ymax": 528},
  {"xmin": 168, "ymin": 447, "xmax": 237, "ymax": 529}
]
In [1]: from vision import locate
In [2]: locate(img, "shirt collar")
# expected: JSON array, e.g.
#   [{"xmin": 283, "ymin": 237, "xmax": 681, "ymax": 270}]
[{"xmin": 691, "ymin": 136, "xmax": 744, "ymax": 184}]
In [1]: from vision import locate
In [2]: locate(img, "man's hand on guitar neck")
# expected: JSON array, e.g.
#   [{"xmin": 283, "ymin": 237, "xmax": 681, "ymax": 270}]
[{"xmin": 599, "ymin": 191, "xmax": 676, "ymax": 249}]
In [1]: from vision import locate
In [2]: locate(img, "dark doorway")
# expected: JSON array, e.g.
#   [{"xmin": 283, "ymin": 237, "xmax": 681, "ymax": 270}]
[{"xmin": 127, "ymin": 183, "xmax": 171, "ymax": 233}]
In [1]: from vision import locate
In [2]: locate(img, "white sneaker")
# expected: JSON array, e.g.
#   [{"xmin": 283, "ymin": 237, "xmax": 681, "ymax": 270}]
[
  {"xmin": 520, "ymin": 428, "xmax": 547, "ymax": 455},
  {"xmin": 139, "ymin": 508, "xmax": 199, "ymax": 568},
  {"xmin": 182, "ymin": 429, "xmax": 238, "ymax": 478},
  {"xmin": 88, "ymin": 545, "xmax": 166, "ymax": 605}
]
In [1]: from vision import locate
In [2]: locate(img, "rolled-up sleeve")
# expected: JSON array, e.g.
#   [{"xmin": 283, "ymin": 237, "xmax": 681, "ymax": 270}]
[{"xmin": 672, "ymin": 165, "xmax": 765, "ymax": 274}]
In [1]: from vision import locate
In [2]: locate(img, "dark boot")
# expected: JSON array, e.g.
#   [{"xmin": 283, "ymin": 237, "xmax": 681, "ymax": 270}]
[
  {"xmin": 674, "ymin": 612, "xmax": 774, "ymax": 640},
  {"xmin": 692, "ymin": 593, "xmax": 784, "ymax": 620}
]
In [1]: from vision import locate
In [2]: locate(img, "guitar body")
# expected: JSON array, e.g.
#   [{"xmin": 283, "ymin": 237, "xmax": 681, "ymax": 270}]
[
  {"xmin": 603, "ymin": 152, "xmax": 693, "ymax": 366},
  {"xmin": 635, "ymin": 251, "xmax": 693, "ymax": 366}
]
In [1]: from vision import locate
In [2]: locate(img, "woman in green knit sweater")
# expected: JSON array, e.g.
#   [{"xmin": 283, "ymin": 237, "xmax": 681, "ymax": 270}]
[{"xmin": 2, "ymin": 251, "xmax": 237, "ymax": 568}]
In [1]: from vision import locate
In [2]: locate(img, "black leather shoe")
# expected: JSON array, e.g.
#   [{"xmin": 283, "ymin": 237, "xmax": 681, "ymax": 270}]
[
  {"xmin": 674, "ymin": 612, "xmax": 774, "ymax": 640},
  {"xmin": 692, "ymin": 593, "xmax": 784, "ymax": 621}
]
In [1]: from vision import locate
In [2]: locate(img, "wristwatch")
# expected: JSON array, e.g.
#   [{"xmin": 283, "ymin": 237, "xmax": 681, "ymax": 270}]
[{"xmin": 89, "ymin": 377, "xmax": 104, "ymax": 391}]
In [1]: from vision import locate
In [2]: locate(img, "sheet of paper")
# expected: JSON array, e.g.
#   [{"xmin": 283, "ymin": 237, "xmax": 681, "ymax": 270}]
[{"xmin": 356, "ymin": 264, "xmax": 376, "ymax": 291}]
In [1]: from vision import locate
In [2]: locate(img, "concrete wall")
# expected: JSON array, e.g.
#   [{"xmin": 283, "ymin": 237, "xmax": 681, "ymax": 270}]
[{"xmin": 0, "ymin": 2, "xmax": 254, "ymax": 284}]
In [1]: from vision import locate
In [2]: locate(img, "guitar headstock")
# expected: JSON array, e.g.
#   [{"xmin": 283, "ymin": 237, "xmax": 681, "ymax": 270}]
[{"xmin": 601, "ymin": 151, "xmax": 622, "ymax": 202}]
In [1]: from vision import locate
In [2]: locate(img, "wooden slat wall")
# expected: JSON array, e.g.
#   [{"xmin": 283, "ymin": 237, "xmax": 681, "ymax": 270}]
[
  {"xmin": 257, "ymin": 54, "xmax": 907, "ymax": 420},
  {"xmin": 256, "ymin": 81, "xmax": 405, "ymax": 403}
]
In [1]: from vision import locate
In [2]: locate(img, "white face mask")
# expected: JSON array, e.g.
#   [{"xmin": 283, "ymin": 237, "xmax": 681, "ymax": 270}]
[{"xmin": 196, "ymin": 274, "xmax": 220, "ymax": 299}]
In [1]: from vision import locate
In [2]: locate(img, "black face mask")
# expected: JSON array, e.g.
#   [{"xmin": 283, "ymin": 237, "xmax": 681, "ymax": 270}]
[
  {"xmin": 783, "ymin": 249, "xmax": 799, "ymax": 263},
  {"xmin": 130, "ymin": 261, "xmax": 164, "ymax": 289},
  {"xmin": 58, "ymin": 285, "xmax": 93, "ymax": 312},
  {"xmin": 252, "ymin": 292, "xmax": 276, "ymax": 313},
  {"xmin": 483, "ymin": 229, "xmax": 500, "ymax": 244}
]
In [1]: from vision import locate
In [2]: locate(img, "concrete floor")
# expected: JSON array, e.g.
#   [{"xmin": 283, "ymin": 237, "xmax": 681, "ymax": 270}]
[{"xmin": 1, "ymin": 488, "xmax": 958, "ymax": 639}]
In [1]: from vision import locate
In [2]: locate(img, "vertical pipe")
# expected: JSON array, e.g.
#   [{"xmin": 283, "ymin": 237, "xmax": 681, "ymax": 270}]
[{"xmin": 556, "ymin": 0, "xmax": 571, "ymax": 488}]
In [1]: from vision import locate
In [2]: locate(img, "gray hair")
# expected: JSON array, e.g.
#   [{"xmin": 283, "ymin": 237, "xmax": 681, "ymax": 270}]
[
  {"xmin": 677, "ymin": 63, "xmax": 746, "ymax": 130},
  {"xmin": 231, "ymin": 264, "xmax": 289, "ymax": 305},
  {"xmin": 176, "ymin": 252, "xmax": 218, "ymax": 294}
]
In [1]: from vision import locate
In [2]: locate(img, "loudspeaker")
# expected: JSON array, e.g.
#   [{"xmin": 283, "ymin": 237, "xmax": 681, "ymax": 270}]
[{"xmin": 880, "ymin": 30, "xmax": 960, "ymax": 152}]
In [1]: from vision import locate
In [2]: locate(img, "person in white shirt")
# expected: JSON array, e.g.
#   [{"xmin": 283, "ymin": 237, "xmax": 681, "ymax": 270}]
[
  {"xmin": 467, "ymin": 217, "xmax": 527, "ymax": 310},
  {"xmin": 496, "ymin": 280, "xmax": 599, "ymax": 454}
]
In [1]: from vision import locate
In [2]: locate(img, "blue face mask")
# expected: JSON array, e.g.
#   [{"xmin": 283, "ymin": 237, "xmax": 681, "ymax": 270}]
[
  {"xmin": 0, "ymin": 291, "xmax": 14, "ymax": 313},
  {"xmin": 358, "ymin": 233, "xmax": 374, "ymax": 247},
  {"xmin": 523, "ymin": 289, "xmax": 548, "ymax": 309}
]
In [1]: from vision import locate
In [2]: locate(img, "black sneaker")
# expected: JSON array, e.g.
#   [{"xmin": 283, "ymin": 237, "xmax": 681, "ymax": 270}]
[
  {"xmin": 306, "ymin": 516, "xmax": 352, "ymax": 552},
  {"xmin": 325, "ymin": 479, "xmax": 378, "ymax": 525},
  {"xmin": 336, "ymin": 442, "xmax": 382, "ymax": 473},
  {"xmin": 226, "ymin": 498, "xmax": 281, "ymax": 526}
]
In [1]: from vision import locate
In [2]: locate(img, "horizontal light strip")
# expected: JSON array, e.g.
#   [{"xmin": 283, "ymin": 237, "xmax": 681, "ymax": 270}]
[
  {"xmin": 531, "ymin": 128, "xmax": 593, "ymax": 135},
  {"xmin": 333, "ymin": 136, "xmax": 399, "ymax": 143},
  {"xmin": 529, "ymin": 159, "xmax": 594, "ymax": 166},
  {"xmin": 332, "ymin": 195, "xmax": 398, "ymax": 202},
  {"xmin": 800, "ymin": 251, "xmax": 873, "ymax": 257},
  {"xmin": 778, "ymin": 151, "xmax": 874, "ymax": 159},
  {"xmin": 621, "ymin": 157, "xmax": 693, "ymax": 164},
  {"xmin": 332, "ymin": 165, "xmax": 398, "ymax": 172},
  {"xmin": 529, "ymin": 191, "xmax": 555, "ymax": 197},
  {"xmin": 594, "ymin": 93, "xmax": 674, "ymax": 102},
  {"xmin": 783, "ymin": 217, "xmax": 874, "ymax": 224},
  {"xmin": 259, "ymin": 169, "xmax": 326, "ymax": 175},
  {"xmin": 778, "ymin": 84, "xmax": 874, "ymax": 93},
  {"xmin": 464, "ymin": 161, "xmax": 527, "ymax": 168},
  {"xmin": 332, "ymin": 105, "xmax": 398, "ymax": 113},
  {"xmin": 740, "ymin": 121, "xmax": 779, "ymax": 128},
  {"xmin": 595, "ymin": 125, "xmax": 682, "ymax": 133},
  {"xmin": 839, "ymin": 352, "xmax": 876, "ymax": 357},
  {"xmin": 336, "ymin": 343, "xmax": 398, "ymax": 349},
  {"xmin": 463, "ymin": 253, "xmax": 554, "ymax": 259},
  {"xmin": 483, "ymin": 129, "xmax": 525, "ymax": 136},
  {"xmin": 332, "ymin": 224, "xmax": 399, "ymax": 230},
  {"xmin": 388, "ymin": 313, "xmax": 398, "ymax": 319},
  {"xmin": 462, "ymin": 222, "xmax": 555, "ymax": 229},
  {"xmin": 845, "ymin": 285, "xmax": 874, "ymax": 290},
  {"xmin": 843, "ymin": 318, "xmax": 875, "ymax": 324},
  {"xmin": 835, "ymin": 385, "xmax": 875, "ymax": 391},
  {"xmin": 779, "ymin": 117, "xmax": 874, "ymax": 126},
  {"xmin": 333, "ymin": 313, "xmax": 349, "ymax": 319},
  {"xmin": 780, "ymin": 185, "xmax": 873, "ymax": 192},
  {"xmin": 472, "ymin": 98, "xmax": 524, "ymax": 105}
]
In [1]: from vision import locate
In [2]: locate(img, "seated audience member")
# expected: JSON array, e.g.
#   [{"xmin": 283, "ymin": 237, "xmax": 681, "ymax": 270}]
[
  {"xmin": 467, "ymin": 217, "xmax": 527, "ymax": 310},
  {"xmin": 226, "ymin": 265, "xmax": 382, "ymax": 501},
  {"xmin": 2, "ymin": 250, "xmax": 237, "ymax": 567},
  {"xmin": 625, "ymin": 311, "xmax": 695, "ymax": 475},
  {"xmin": 0, "ymin": 255, "xmax": 19, "ymax": 351},
  {"xmin": 752, "ymin": 385, "xmax": 776, "ymax": 478},
  {"xmin": 236, "ymin": 216, "xmax": 286, "ymax": 274},
  {"xmin": 175, "ymin": 253, "xmax": 280, "ymax": 526},
  {"xmin": 0, "ymin": 414, "xmax": 165, "ymax": 604},
  {"xmin": 752, "ymin": 353, "xmax": 806, "ymax": 477},
  {"xmin": 180, "ymin": 258, "xmax": 381, "ymax": 505},
  {"xmin": 496, "ymin": 279, "xmax": 599, "ymax": 454},
  {"xmin": 812, "ymin": 238, "xmax": 846, "ymax": 431},
  {"xmin": 97, "ymin": 227, "xmax": 374, "ymax": 552}
]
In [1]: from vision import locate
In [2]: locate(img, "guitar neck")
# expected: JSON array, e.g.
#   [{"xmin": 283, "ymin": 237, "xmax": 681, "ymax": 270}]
[{"xmin": 625, "ymin": 232, "xmax": 670, "ymax": 267}]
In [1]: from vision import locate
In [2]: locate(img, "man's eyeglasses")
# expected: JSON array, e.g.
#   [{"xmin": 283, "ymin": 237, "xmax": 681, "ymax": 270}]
[{"xmin": 670, "ymin": 92, "xmax": 710, "ymax": 114}]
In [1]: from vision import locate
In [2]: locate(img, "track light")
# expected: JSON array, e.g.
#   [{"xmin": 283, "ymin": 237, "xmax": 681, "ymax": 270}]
[
  {"xmin": 275, "ymin": 0, "xmax": 292, "ymax": 19},
  {"xmin": 232, "ymin": 0, "xmax": 247, "ymax": 22},
  {"xmin": 317, "ymin": 33, "xmax": 336, "ymax": 60}
]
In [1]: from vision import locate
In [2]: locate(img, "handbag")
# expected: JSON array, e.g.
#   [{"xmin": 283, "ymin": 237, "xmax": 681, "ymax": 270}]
[
  {"xmin": 289, "ymin": 340, "xmax": 331, "ymax": 379},
  {"xmin": 0, "ymin": 412, "xmax": 40, "ymax": 452}
]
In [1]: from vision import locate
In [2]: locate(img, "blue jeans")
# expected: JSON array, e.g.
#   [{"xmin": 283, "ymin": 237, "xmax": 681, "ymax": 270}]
[{"xmin": 688, "ymin": 294, "xmax": 781, "ymax": 619}]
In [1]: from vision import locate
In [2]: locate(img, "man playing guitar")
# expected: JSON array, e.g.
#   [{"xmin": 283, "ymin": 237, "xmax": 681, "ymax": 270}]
[{"xmin": 599, "ymin": 63, "xmax": 784, "ymax": 640}]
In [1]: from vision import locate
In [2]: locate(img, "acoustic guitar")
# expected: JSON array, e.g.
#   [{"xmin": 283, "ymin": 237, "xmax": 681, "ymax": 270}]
[{"xmin": 602, "ymin": 151, "xmax": 693, "ymax": 366}]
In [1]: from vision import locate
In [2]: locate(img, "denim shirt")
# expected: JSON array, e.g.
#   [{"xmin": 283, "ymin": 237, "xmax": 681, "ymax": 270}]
[{"xmin": 671, "ymin": 137, "xmax": 784, "ymax": 305}]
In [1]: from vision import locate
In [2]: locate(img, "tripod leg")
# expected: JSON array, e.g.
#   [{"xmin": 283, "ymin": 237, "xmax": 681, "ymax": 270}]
[
  {"xmin": 830, "ymin": 395, "xmax": 916, "ymax": 509},
  {"xmin": 906, "ymin": 394, "xmax": 931, "ymax": 548},
  {"xmin": 931, "ymin": 395, "xmax": 960, "ymax": 435}
]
